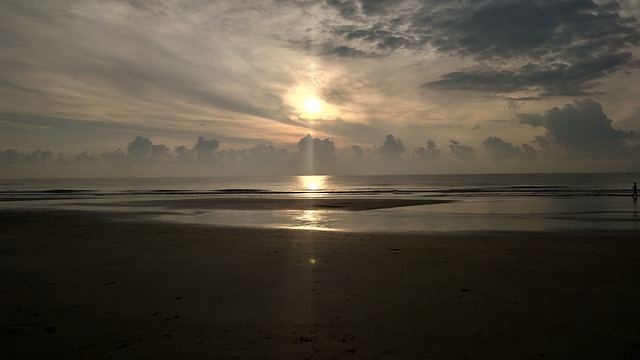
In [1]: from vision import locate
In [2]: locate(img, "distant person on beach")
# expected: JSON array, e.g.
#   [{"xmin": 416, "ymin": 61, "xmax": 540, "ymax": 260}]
[{"xmin": 634, "ymin": 182, "xmax": 638, "ymax": 199}]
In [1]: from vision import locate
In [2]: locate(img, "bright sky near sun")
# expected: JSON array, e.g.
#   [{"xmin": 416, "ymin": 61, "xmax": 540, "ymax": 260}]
[
  {"xmin": 1, "ymin": 0, "xmax": 640, "ymax": 177},
  {"xmin": 304, "ymin": 98, "xmax": 322, "ymax": 115}
]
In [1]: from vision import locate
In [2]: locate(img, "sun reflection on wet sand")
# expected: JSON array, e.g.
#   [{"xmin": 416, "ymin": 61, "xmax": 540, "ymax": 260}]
[{"xmin": 288, "ymin": 209, "xmax": 337, "ymax": 231}]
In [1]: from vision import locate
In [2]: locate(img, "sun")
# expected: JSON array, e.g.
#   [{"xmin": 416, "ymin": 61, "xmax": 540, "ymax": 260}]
[
  {"xmin": 298, "ymin": 175, "xmax": 327, "ymax": 192},
  {"xmin": 287, "ymin": 86, "xmax": 340, "ymax": 120},
  {"xmin": 303, "ymin": 97, "xmax": 322, "ymax": 114}
]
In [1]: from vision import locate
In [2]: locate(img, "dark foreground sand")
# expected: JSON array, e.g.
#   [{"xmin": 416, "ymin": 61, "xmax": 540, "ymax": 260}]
[{"xmin": 1, "ymin": 207, "xmax": 640, "ymax": 359}]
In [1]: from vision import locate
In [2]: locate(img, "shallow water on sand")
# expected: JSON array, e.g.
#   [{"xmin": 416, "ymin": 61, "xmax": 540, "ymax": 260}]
[
  {"xmin": 2, "ymin": 173, "xmax": 639, "ymax": 233},
  {"xmin": 147, "ymin": 195, "xmax": 640, "ymax": 233}
]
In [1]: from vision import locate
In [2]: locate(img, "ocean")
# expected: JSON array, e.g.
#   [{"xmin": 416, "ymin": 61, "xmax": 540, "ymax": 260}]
[{"xmin": 1, "ymin": 173, "xmax": 639, "ymax": 233}]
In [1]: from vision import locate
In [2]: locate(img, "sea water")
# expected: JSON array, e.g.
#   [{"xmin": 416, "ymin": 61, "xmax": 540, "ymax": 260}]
[{"xmin": 1, "ymin": 173, "xmax": 639, "ymax": 233}]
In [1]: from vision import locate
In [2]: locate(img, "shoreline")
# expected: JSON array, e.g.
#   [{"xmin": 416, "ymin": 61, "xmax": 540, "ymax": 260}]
[
  {"xmin": 2, "ymin": 209, "xmax": 640, "ymax": 359},
  {"xmin": 120, "ymin": 196, "xmax": 456, "ymax": 212},
  {"xmin": 0, "ymin": 196, "xmax": 456, "ymax": 211}
]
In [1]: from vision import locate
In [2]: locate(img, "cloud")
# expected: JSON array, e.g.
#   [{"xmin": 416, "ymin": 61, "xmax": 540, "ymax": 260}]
[
  {"xmin": 297, "ymin": 134, "xmax": 337, "ymax": 162},
  {"xmin": 0, "ymin": 134, "xmax": 326, "ymax": 174},
  {"xmin": 173, "ymin": 137, "xmax": 221, "ymax": 165},
  {"xmin": 378, "ymin": 134, "xmax": 405, "ymax": 160},
  {"xmin": 320, "ymin": 44, "xmax": 375, "ymax": 58},
  {"xmin": 193, "ymin": 137, "xmax": 220, "ymax": 163},
  {"xmin": 516, "ymin": 113, "xmax": 545, "ymax": 127},
  {"xmin": 175, "ymin": 146, "xmax": 196, "ymax": 165},
  {"xmin": 0, "ymin": 149, "xmax": 53, "ymax": 167},
  {"xmin": 127, "ymin": 136, "xmax": 153, "ymax": 160},
  {"xmin": 519, "ymin": 99, "xmax": 640, "ymax": 159},
  {"xmin": 121, "ymin": 136, "xmax": 174, "ymax": 165},
  {"xmin": 414, "ymin": 139, "xmax": 440, "ymax": 161},
  {"xmin": 2, "ymin": 0, "xmax": 639, "ymax": 168},
  {"xmin": 617, "ymin": 0, "xmax": 640, "ymax": 18},
  {"xmin": 0, "ymin": 0, "xmax": 301, "ymax": 138},
  {"xmin": 73, "ymin": 151, "xmax": 99, "ymax": 163},
  {"xmin": 101, "ymin": 136, "xmax": 220, "ymax": 167},
  {"xmin": 325, "ymin": 0, "xmax": 359, "ymax": 19},
  {"xmin": 351, "ymin": 144, "xmax": 365, "ymax": 161},
  {"xmin": 245, "ymin": 144, "xmax": 289, "ymax": 163},
  {"xmin": 1, "ymin": 117, "xmax": 639, "ymax": 176},
  {"xmin": 235, "ymin": 144, "xmax": 291, "ymax": 174},
  {"xmin": 420, "ymin": 0, "xmax": 640, "ymax": 97},
  {"xmin": 425, "ymin": 53, "xmax": 637, "ymax": 97},
  {"xmin": 358, "ymin": 0, "xmax": 403, "ymax": 16},
  {"xmin": 150, "ymin": 144, "xmax": 171, "ymax": 161},
  {"xmin": 325, "ymin": 0, "xmax": 407, "ymax": 18},
  {"xmin": 318, "ymin": 0, "xmax": 640, "ymax": 97},
  {"xmin": 417, "ymin": 1, "xmax": 638, "ymax": 59},
  {"xmin": 482, "ymin": 136, "xmax": 538, "ymax": 161},
  {"xmin": 448, "ymin": 140, "xmax": 476, "ymax": 161}
]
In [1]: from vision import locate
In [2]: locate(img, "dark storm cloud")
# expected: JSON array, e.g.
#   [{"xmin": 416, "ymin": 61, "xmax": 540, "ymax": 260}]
[
  {"xmin": 519, "ymin": 99, "xmax": 640, "ymax": 159},
  {"xmin": 319, "ymin": 0, "xmax": 640, "ymax": 97}
]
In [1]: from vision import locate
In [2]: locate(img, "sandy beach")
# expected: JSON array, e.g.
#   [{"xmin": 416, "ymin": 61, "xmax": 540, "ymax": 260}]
[{"xmin": 2, "ymin": 203, "xmax": 640, "ymax": 359}]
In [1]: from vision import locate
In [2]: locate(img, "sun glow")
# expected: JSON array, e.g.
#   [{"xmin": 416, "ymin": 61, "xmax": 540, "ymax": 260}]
[
  {"xmin": 287, "ymin": 86, "xmax": 340, "ymax": 120},
  {"xmin": 304, "ymin": 97, "xmax": 321, "ymax": 114},
  {"xmin": 298, "ymin": 175, "xmax": 327, "ymax": 192}
]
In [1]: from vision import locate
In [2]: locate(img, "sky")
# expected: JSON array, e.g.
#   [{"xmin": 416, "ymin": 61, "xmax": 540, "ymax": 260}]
[{"xmin": 1, "ymin": 0, "xmax": 640, "ymax": 178}]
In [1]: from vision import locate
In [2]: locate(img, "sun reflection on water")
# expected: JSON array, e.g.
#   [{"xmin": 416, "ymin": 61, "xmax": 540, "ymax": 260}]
[
  {"xmin": 297, "ymin": 175, "xmax": 328, "ymax": 193},
  {"xmin": 290, "ymin": 176, "xmax": 338, "ymax": 230},
  {"xmin": 288, "ymin": 209, "xmax": 336, "ymax": 231}
]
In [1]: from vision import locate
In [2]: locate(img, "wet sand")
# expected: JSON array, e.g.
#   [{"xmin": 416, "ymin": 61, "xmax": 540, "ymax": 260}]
[
  {"xmin": 117, "ymin": 196, "xmax": 455, "ymax": 211},
  {"xmin": 1, "ymin": 208, "xmax": 640, "ymax": 359}
]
